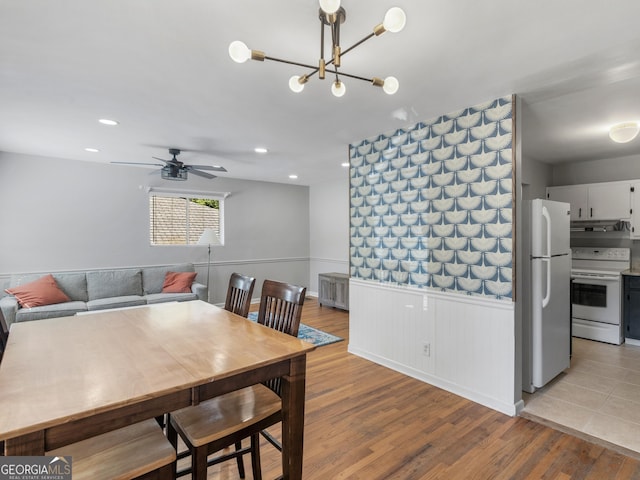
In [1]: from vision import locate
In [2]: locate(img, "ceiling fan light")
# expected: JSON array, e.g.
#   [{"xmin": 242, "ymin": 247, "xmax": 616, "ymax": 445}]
[
  {"xmin": 319, "ymin": 0, "xmax": 341, "ymax": 14},
  {"xmin": 289, "ymin": 75, "xmax": 306, "ymax": 93},
  {"xmin": 382, "ymin": 76, "xmax": 399, "ymax": 95},
  {"xmin": 161, "ymin": 167, "xmax": 188, "ymax": 181},
  {"xmin": 331, "ymin": 80, "xmax": 346, "ymax": 97},
  {"xmin": 609, "ymin": 122, "xmax": 640, "ymax": 143},
  {"xmin": 228, "ymin": 40, "xmax": 251, "ymax": 63},
  {"xmin": 383, "ymin": 7, "xmax": 406, "ymax": 33}
]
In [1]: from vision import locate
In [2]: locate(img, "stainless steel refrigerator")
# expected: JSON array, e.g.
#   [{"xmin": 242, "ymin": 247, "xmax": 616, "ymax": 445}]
[{"xmin": 525, "ymin": 199, "xmax": 571, "ymax": 392}]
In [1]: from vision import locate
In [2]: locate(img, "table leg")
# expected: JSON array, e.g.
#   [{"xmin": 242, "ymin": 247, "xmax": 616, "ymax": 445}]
[{"xmin": 280, "ymin": 355, "xmax": 307, "ymax": 480}]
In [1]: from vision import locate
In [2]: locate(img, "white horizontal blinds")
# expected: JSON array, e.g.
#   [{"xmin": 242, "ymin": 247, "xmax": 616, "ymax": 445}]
[{"xmin": 148, "ymin": 189, "xmax": 228, "ymax": 245}]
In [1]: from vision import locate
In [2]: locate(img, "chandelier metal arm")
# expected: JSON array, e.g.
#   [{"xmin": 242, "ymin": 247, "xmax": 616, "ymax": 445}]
[
  {"xmin": 339, "ymin": 32, "xmax": 376, "ymax": 59},
  {"xmin": 323, "ymin": 69, "xmax": 375, "ymax": 83},
  {"xmin": 264, "ymin": 56, "xmax": 320, "ymax": 72},
  {"xmin": 264, "ymin": 55, "xmax": 381, "ymax": 86}
]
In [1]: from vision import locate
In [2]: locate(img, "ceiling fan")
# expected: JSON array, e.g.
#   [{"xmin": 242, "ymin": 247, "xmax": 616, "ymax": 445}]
[{"xmin": 112, "ymin": 148, "xmax": 227, "ymax": 180}]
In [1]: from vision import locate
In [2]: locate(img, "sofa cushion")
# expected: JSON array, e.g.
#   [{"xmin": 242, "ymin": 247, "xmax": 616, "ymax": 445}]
[
  {"xmin": 86, "ymin": 269, "xmax": 142, "ymax": 301},
  {"xmin": 142, "ymin": 264, "xmax": 195, "ymax": 295},
  {"xmin": 145, "ymin": 292, "xmax": 198, "ymax": 304},
  {"xmin": 86, "ymin": 296, "xmax": 146, "ymax": 311},
  {"xmin": 162, "ymin": 271, "xmax": 197, "ymax": 293},
  {"xmin": 53, "ymin": 273, "xmax": 89, "ymax": 302},
  {"xmin": 10, "ymin": 272, "xmax": 88, "ymax": 302},
  {"xmin": 15, "ymin": 301, "xmax": 88, "ymax": 322},
  {"xmin": 6, "ymin": 274, "xmax": 71, "ymax": 308}
]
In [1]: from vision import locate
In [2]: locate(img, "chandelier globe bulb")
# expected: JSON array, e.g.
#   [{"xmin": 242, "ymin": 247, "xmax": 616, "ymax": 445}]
[
  {"xmin": 383, "ymin": 7, "xmax": 406, "ymax": 33},
  {"xmin": 382, "ymin": 76, "xmax": 399, "ymax": 95},
  {"xmin": 319, "ymin": 0, "xmax": 341, "ymax": 14},
  {"xmin": 289, "ymin": 75, "xmax": 305, "ymax": 93},
  {"xmin": 228, "ymin": 40, "xmax": 251, "ymax": 63},
  {"xmin": 331, "ymin": 80, "xmax": 346, "ymax": 97}
]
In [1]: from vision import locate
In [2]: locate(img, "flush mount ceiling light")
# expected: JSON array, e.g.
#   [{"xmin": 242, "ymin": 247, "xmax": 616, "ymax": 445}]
[
  {"xmin": 229, "ymin": 1, "xmax": 406, "ymax": 97},
  {"xmin": 609, "ymin": 122, "xmax": 640, "ymax": 143}
]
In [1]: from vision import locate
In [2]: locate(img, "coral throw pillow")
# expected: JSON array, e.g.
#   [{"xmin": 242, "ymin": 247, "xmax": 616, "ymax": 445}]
[
  {"xmin": 5, "ymin": 274, "xmax": 71, "ymax": 308},
  {"xmin": 162, "ymin": 271, "xmax": 197, "ymax": 294}
]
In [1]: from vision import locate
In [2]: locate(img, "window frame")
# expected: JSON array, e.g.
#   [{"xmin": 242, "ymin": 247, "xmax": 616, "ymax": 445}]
[{"xmin": 147, "ymin": 187, "xmax": 230, "ymax": 246}]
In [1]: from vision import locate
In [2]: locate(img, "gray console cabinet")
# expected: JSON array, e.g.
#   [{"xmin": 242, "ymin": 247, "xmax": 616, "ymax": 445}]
[{"xmin": 318, "ymin": 273, "xmax": 349, "ymax": 311}]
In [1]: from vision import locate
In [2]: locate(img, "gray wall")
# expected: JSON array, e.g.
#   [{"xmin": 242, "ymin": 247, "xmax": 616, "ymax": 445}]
[
  {"xmin": 309, "ymin": 177, "xmax": 349, "ymax": 293},
  {"xmin": 552, "ymin": 153, "xmax": 640, "ymax": 185},
  {"xmin": 0, "ymin": 151, "xmax": 310, "ymax": 304},
  {"xmin": 521, "ymin": 156, "xmax": 553, "ymax": 200}
]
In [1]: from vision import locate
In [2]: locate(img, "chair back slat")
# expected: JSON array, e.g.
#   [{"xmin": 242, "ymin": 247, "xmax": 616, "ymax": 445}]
[
  {"xmin": 257, "ymin": 279, "xmax": 306, "ymax": 395},
  {"xmin": 224, "ymin": 273, "xmax": 256, "ymax": 318}
]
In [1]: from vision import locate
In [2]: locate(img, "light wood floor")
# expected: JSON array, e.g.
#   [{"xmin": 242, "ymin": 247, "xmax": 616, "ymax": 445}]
[{"xmin": 201, "ymin": 298, "xmax": 640, "ymax": 479}]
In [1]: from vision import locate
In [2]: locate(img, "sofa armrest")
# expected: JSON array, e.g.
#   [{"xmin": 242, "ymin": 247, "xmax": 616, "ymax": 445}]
[
  {"xmin": 0, "ymin": 296, "xmax": 19, "ymax": 328},
  {"xmin": 191, "ymin": 282, "xmax": 208, "ymax": 302}
]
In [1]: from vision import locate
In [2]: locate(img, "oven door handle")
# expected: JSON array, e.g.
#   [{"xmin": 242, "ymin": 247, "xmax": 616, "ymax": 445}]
[{"xmin": 572, "ymin": 274, "xmax": 618, "ymax": 281}]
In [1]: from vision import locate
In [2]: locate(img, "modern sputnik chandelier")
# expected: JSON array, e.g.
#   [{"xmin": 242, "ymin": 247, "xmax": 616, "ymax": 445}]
[{"xmin": 228, "ymin": 0, "xmax": 406, "ymax": 97}]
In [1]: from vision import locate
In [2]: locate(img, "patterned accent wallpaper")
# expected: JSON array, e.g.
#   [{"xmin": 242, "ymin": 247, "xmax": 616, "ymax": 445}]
[{"xmin": 349, "ymin": 96, "xmax": 513, "ymax": 300}]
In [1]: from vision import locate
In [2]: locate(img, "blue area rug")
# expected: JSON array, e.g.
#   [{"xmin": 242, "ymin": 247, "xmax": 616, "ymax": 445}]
[{"xmin": 247, "ymin": 312, "xmax": 343, "ymax": 347}]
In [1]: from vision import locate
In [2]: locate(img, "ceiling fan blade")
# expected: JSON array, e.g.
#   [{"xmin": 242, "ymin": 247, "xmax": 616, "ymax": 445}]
[
  {"xmin": 151, "ymin": 156, "xmax": 172, "ymax": 164},
  {"xmin": 189, "ymin": 169, "xmax": 217, "ymax": 179},
  {"xmin": 187, "ymin": 164, "xmax": 227, "ymax": 172},
  {"xmin": 112, "ymin": 161, "xmax": 164, "ymax": 167}
]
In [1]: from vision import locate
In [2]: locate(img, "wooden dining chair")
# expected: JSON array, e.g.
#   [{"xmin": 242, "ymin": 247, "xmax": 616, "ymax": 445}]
[
  {"xmin": 0, "ymin": 310, "xmax": 7, "ymax": 455},
  {"xmin": 167, "ymin": 279, "xmax": 307, "ymax": 480},
  {"xmin": 0, "ymin": 309, "xmax": 9, "ymax": 362},
  {"xmin": 224, "ymin": 272, "xmax": 256, "ymax": 318},
  {"xmin": 46, "ymin": 419, "xmax": 176, "ymax": 480}
]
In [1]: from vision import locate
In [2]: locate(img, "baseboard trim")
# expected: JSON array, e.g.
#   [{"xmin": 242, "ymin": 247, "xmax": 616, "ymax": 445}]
[{"xmin": 348, "ymin": 344, "xmax": 520, "ymax": 417}]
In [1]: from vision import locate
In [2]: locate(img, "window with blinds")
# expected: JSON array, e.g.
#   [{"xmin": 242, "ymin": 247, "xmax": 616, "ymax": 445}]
[{"xmin": 149, "ymin": 192, "xmax": 224, "ymax": 245}]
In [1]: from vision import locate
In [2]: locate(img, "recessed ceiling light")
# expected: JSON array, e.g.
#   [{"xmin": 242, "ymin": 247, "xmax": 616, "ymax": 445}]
[
  {"xmin": 254, "ymin": 147, "xmax": 268, "ymax": 154},
  {"xmin": 85, "ymin": 147, "xmax": 100, "ymax": 153},
  {"xmin": 98, "ymin": 118, "xmax": 119, "ymax": 126},
  {"xmin": 341, "ymin": 162, "xmax": 350, "ymax": 167},
  {"xmin": 289, "ymin": 174, "xmax": 298, "ymax": 180}
]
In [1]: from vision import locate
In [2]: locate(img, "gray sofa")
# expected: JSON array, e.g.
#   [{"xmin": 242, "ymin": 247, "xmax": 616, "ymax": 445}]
[{"xmin": 0, "ymin": 263, "xmax": 207, "ymax": 327}]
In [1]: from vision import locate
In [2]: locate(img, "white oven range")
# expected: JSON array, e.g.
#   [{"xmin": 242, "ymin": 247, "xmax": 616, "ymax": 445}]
[{"xmin": 571, "ymin": 247, "xmax": 630, "ymax": 345}]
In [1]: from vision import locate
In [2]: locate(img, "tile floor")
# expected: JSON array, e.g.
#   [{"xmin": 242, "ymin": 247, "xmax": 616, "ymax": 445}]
[{"xmin": 522, "ymin": 337, "xmax": 640, "ymax": 459}]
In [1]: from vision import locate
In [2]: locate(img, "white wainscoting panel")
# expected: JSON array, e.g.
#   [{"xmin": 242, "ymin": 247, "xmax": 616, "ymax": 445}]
[{"xmin": 349, "ymin": 279, "xmax": 517, "ymax": 415}]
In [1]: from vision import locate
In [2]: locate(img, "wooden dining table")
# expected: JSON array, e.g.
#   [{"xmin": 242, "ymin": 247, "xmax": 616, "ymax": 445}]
[{"xmin": 0, "ymin": 300, "xmax": 315, "ymax": 479}]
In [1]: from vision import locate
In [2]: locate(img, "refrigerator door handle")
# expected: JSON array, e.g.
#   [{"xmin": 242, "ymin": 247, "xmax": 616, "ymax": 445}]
[
  {"xmin": 542, "ymin": 257, "xmax": 551, "ymax": 308},
  {"xmin": 541, "ymin": 205, "xmax": 551, "ymax": 258}
]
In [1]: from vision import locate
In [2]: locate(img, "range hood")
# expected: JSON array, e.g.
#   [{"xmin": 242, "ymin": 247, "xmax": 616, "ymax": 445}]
[{"xmin": 570, "ymin": 220, "xmax": 628, "ymax": 232}]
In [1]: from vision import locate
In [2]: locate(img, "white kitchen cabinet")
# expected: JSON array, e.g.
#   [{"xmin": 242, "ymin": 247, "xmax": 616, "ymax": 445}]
[
  {"xmin": 587, "ymin": 183, "xmax": 631, "ymax": 220},
  {"xmin": 546, "ymin": 181, "xmax": 631, "ymax": 221},
  {"xmin": 630, "ymin": 182, "xmax": 640, "ymax": 239},
  {"xmin": 546, "ymin": 185, "xmax": 587, "ymax": 221}
]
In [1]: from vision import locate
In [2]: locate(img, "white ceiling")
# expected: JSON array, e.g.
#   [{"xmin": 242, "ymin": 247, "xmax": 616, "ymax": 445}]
[{"xmin": 2, "ymin": 0, "xmax": 640, "ymax": 186}]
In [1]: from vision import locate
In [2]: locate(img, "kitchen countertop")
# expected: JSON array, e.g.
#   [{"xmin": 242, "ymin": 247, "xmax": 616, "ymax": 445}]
[{"xmin": 621, "ymin": 269, "xmax": 640, "ymax": 276}]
